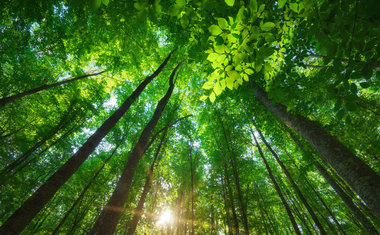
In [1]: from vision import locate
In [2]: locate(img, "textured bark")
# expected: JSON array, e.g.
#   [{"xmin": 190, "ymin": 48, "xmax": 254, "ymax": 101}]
[
  {"xmin": 255, "ymin": 126, "xmax": 326, "ymax": 234},
  {"xmin": 90, "ymin": 61, "xmax": 181, "ymax": 235},
  {"xmin": 252, "ymin": 134, "xmax": 301, "ymax": 235},
  {"xmin": 0, "ymin": 70, "xmax": 106, "ymax": 106},
  {"xmin": 127, "ymin": 130, "xmax": 167, "ymax": 235},
  {"xmin": 52, "ymin": 143, "xmax": 120, "ymax": 235},
  {"xmin": 0, "ymin": 51, "xmax": 174, "ymax": 235},
  {"xmin": 251, "ymin": 83, "xmax": 380, "ymax": 220},
  {"xmin": 287, "ymin": 130, "xmax": 379, "ymax": 234}
]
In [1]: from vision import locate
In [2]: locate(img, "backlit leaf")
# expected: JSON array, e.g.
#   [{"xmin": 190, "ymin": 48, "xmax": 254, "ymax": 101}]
[
  {"xmin": 225, "ymin": 0, "xmax": 234, "ymax": 7},
  {"xmin": 208, "ymin": 25, "xmax": 222, "ymax": 36}
]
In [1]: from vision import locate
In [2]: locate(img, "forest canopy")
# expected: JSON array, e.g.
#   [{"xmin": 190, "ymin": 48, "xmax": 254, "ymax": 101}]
[{"xmin": 0, "ymin": 0, "xmax": 379, "ymax": 234}]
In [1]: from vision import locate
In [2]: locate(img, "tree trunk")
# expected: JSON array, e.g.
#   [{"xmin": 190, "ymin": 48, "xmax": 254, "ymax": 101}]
[
  {"xmin": 251, "ymin": 83, "xmax": 380, "ymax": 220},
  {"xmin": 0, "ymin": 51, "xmax": 174, "ymax": 235},
  {"xmin": 224, "ymin": 164, "xmax": 240, "ymax": 234},
  {"xmin": 284, "ymin": 149, "xmax": 346, "ymax": 235},
  {"xmin": 189, "ymin": 140, "xmax": 195, "ymax": 235},
  {"xmin": 90, "ymin": 61, "xmax": 181, "ymax": 235},
  {"xmin": 52, "ymin": 142, "xmax": 121, "ymax": 235},
  {"xmin": 217, "ymin": 111, "xmax": 249, "ymax": 234},
  {"xmin": 253, "ymin": 182, "xmax": 270, "ymax": 235},
  {"xmin": 315, "ymin": 162, "xmax": 379, "ymax": 234},
  {"xmin": 127, "ymin": 130, "xmax": 167, "ymax": 235},
  {"xmin": 255, "ymin": 126, "xmax": 327, "ymax": 234},
  {"xmin": 0, "ymin": 70, "xmax": 107, "ymax": 106},
  {"xmin": 251, "ymin": 133, "xmax": 301, "ymax": 235},
  {"xmin": 286, "ymin": 130, "xmax": 379, "ymax": 234},
  {"xmin": 221, "ymin": 176, "xmax": 233, "ymax": 235}
]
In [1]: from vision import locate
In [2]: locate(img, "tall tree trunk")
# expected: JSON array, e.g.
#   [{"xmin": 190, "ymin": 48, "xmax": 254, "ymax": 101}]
[
  {"xmin": 255, "ymin": 126, "xmax": 327, "ymax": 234},
  {"xmin": 189, "ymin": 140, "xmax": 195, "ymax": 235},
  {"xmin": 0, "ymin": 51, "xmax": 174, "ymax": 235},
  {"xmin": 284, "ymin": 149, "xmax": 346, "ymax": 234},
  {"xmin": 251, "ymin": 133, "xmax": 301, "ymax": 235},
  {"xmin": 254, "ymin": 183, "xmax": 278, "ymax": 235},
  {"xmin": 253, "ymin": 182, "xmax": 270, "ymax": 235},
  {"xmin": 127, "ymin": 130, "xmax": 167, "ymax": 235},
  {"xmin": 90, "ymin": 61, "xmax": 181, "ymax": 235},
  {"xmin": 251, "ymin": 83, "xmax": 380, "ymax": 220},
  {"xmin": 1, "ymin": 113, "xmax": 70, "ymax": 176},
  {"xmin": 287, "ymin": 130, "xmax": 379, "ymax": 234},
  {"xmin": 217, "ymin": 111, "xmax": 249, "ymax": 234},
  {"xmin": 221, "ymin": 176, "xmax": 233, "ymax": 235},
  {"xmin": 0, "ymin": 70, "xmax": 107, "ymax": 106},
  {"xmin": 224, "ymin": 164, "xmax": 240, "ymax": 234},
  {"xmin": 176, "ymin": 190, "xmax": 183, "ymax": 235},
  {"xmin": 315, "ymin": 162, "xmax": 379, "ymax": 234},
  {"xmin": 52, "ymin": 142, "xmax": 121, "ymax": 235}
]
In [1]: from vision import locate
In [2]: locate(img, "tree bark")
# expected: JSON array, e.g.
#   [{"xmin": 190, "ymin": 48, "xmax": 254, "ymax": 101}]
[
  {"xmin": 286, "ymin": 130, "xmax": 379, "ymax": 234},
  {"xmin": 0, "ymin": 51, "xmax": 174, "ymax": 235},
  {"xmin": 251, "ymin": 133, "xmax": 301, "ymax": 235},
  {"xmin": 251, "ymin": 82, "xmax": 380, "ymax": 220},
  {"xmin": 255, "ymin": 126, "xmax": 327, "ymax": 234},
  {"xmin": 0, "ymin": 70, "xmax": 107, "ymax": 106},
  {"xmin": 90, "ymin": 61, "xmax": 181, "ymax": 235},
  {"xmin": 127, "ymin": 130, "xmax": 167, "ymax": 235}
]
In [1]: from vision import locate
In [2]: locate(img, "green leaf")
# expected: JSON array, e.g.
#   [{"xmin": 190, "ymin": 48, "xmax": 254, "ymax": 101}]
[
  {"xmin": 102, "ymin": 0, "xmax": 109, "ymax": 6},
  {"xmin": 289, "ymin": 3, "xmax": 299, "ymax": 13},
  {"xmin": 225, "ymin": 0, "xmax": 234, "ymax": 7},
  {"xmin": 208, "ymin": 25, "xmax": 222, "ymax": 36},
  {"xmin": 199, "ymin": 95, "xmax": 208, "ymax": 101},
  {"xmin": 217, "ymin": 18, "xmax": 228, "ymax": 30},
  {"xmin": 227, "ymin": 70, "xmax": 240, "ymax": 81},
  {"xmin": 360, "ymin": 82, "xmax": 370, "ymax": 88},
  {"xmin": 214, "ymin": 82, "xmax": 223, "ymax": 95},
  {"xmin": 209, "ymin": 92, "xmax": 216, "ymax": 103},
  {"xmin": 202, "ymin": 81, "xmax": 214, "ymax": 90},
  {"xmin": 261, "ymin": 22, "xmax": 275, "ymax": 31},
  {"xmin": 278, "ymin": 0, "xmax": 287, "ymax": 8},
  {"xmin": 245, "ymin": 68, "xmax": 254, "ymax": 75},
  {"xmin": 249, "ymin": 0, "xmax": 257, "ymax": 12}
]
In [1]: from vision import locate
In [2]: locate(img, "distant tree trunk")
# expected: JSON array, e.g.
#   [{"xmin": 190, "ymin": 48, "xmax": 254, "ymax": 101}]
[
  {"xmin": 254, "ymin": 183, "xmax": 278, "ymax": 235},
  {"xmin": 211, "ymin": 201, "xmax": 216, "ymax": 234},
  {"xmin": 127, "ymin": 130, "xmax": 167, "ymax": 235},
  {"xmin": 224, "ymin": 164, "xmax": 240, "ymax": 234},
  {"xmin": 217, "ymin": 111, "xmax": 249, "ymax": 234},
  {"xmin": 255, "ymin": 126, "xmax": 327, "ymax": 234},
  {"xmin": 0, "ymin": 51, "xmax": 174, "ymax": 235},
  {"xmin": 315, "ymin": 162, "xmax": 379, "ymax": 234},
  {"xmin": 0, "ymin": 113, "xmax": 70, "ymax": 176},
  {"xmin": 0, "ymin": 70, "xmax": 107, "ymax": 106},
  {"xmin": 52, "ymin": 142, "xmax": 121, "ymax": 235},
  {"xmin": 284, "ymin": 150, "xmax": 346, "ymax": 234},
  {"xmin": 286, "ymin": 130, "xmax": 379, "ymax": 234},
  {"xmin": 90, "ymin": 61, "xmax": 181, "ymax": 235},
  {"xmin": 251, "ymin": 133, "xmax": 301, "ymax": 235},
  {"xmin": 221, "ymin": 176, "xmax": 233, "ymax": 235},
  {"xmin": 176, "ymin": 190, "xmax": 183, "ymax": 235},
  {"xmin": 251, "ymin": 82, "xmax": 380, "ymax": 220},
  {"xmin": 253, "ymin": 182, "xmax": 270, "ymax": 235},
  {"xmin": 189, "ymin": 141, "xmax": 195, "ymax": 235}
]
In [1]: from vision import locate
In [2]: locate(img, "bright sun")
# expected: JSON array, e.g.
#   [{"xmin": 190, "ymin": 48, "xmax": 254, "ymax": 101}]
[{"xmin": 157, "ymin": 209, "xmax": 174, "ymax": 225}]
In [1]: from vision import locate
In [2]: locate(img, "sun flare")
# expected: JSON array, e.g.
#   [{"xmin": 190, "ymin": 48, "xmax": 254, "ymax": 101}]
[{"xmin": 157, "ymin": 209, "xmax": 174, "ymax": 225}]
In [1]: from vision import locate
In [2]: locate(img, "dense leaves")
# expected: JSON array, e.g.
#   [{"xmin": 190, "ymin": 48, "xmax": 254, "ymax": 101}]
[{"xmin": 0, "ymin": 0, "xmax": 379, "ymax": 234}]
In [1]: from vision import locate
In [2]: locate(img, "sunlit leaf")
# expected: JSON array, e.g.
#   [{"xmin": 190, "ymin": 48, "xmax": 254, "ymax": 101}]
[
  {"xmin": 225, "ymin": 0, "xmax": 235, "ymax": 7},
  {"xmin": 217, "ymin": 18, "xmax": 228, "ymax": 30},
  {"xmin": 208, "ymin": 25, "xmax": 222, "ymax": 36},
  {"xmin": 209, "ymin": 92, "xmax": 216, "ymax": 103}
]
